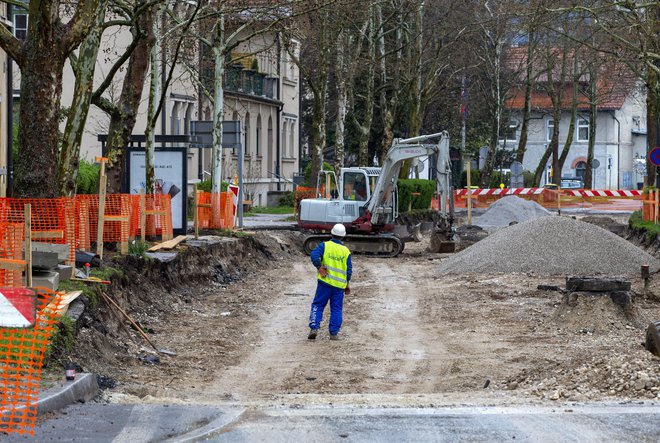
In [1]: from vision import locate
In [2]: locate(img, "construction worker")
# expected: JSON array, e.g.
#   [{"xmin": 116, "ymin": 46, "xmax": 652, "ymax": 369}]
[{"xmin": 308, "ymin": 223, "xmax": 352, "ymax": 341}]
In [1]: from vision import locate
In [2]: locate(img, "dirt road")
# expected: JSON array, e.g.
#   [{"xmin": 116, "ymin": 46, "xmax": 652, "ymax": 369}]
[{"xmin": 96, "ymin": 233, "xmax": 660, "ymax": 408}]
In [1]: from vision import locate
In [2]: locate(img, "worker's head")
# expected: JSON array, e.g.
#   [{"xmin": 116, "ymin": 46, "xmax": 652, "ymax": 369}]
[{"xmin": 331, "ymin": 223, "xmax": 346, "ymax": 238}]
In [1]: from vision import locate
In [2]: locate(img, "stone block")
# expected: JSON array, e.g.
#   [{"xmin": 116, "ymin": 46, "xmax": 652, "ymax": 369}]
[
  {"xmin": 55, "ymin": 264, "xmax": 73, "ymax": 281},
  {"xmin": 28, "ymin": 242, "xmax": 70, "ymax": 262},
  {"xmin": 24, "ymin": 270, "xmax": 60, "ymax": 291},
  {"xmin": 28, "ymin": 251, "xmax": 59, "ymax": 271},
  {"xmin": 566, "ymin": 276, "xmax": 631, "ymax": 292}
]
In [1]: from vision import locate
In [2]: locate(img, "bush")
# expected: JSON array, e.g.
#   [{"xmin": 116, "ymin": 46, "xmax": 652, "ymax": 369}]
[
  {"xmin": 397, "ymin": 179, "xmax": 435, "ymax": 212},
  {"xmin": 459, "ymin": 169, "xmax": 480, "ymax": 188},
  {"xmin": 279, "ymin": 191, "xmax": 294, "ymax": 207},
  {"xmin": 197, "ymin": 180, "xmax": 229, "ymax": 193},
  {"xmin": 76, "ymin": 159, "xmax": 100, "ymax": 194}
]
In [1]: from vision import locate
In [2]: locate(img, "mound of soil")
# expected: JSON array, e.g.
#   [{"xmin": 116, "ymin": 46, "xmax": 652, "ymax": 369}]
[{"xmin": 437, "ymin": 216, "xmax": 660, "ymax": 276}]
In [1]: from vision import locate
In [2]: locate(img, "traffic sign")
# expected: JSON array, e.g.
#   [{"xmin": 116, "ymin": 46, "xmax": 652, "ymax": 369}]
[
  {"xmin": 0, "ymin": 288, "xmax": 36, "ymax": 328},
  {"xmin": 650, "ymin": 147, "xmax": 660, "ymax": 167}
]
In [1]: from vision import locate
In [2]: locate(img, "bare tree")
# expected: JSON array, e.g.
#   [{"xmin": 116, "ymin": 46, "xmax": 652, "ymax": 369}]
[{"xmin": 0, "ymin": 0, "xmax": 101, "ymax": 197}]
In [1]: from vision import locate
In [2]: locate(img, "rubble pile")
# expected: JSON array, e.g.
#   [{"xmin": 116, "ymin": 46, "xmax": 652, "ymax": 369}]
[
  {"xmin": 472, "ymin": 196, "xmax": 550, "ymax": 230},
  {"xmin": 438, "ymin": 216, "xmax": 660, "ymax": 276},
  {"xmin": 502, "ymin": 353, "xmax": 660, "ymax": 401}
]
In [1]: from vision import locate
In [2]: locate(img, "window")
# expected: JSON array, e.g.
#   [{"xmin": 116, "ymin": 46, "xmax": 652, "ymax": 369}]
[
  {"xmin": 244, "ymin": 112, "xmax": 250, "ymax": 156},
  {"xmin": 575, "ymin": 161, "xmax": 587, "ymax": 182},
  {"xmin": 256, "ymin": 115, "xmax": 262, "ymax": 156},
  {"xmin": 500, "ymin": 120, "xmax": 518, "ymax": 143},
  {"xmin": 577, "ymin": 118, "xmax": 589, "ymax": 142},
  {"xmin": 546, "ymin": 119, "xmax": 555, "ymax": 142},
  {"xmin": 343, "ymin": 171, "xmax": 368, "ymax": 202},
  {"xmin": 14, "ymin": 14, "xmax": 27, "ymax": 41},
  {"xmin": 289, "ymin": 121, "xmax": 295, "ymax": 158}
]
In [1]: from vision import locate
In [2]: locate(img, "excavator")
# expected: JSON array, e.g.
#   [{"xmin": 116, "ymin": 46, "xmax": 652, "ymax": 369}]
[{"xmin": 298, "ymin": 132, "xmax": 455, "ymax": 257}]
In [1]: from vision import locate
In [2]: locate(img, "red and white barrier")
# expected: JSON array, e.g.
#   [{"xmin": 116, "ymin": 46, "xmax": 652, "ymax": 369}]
[
  {"xmin": 455, "ymin": 188, "xmax": 544, "ymax": 197},
  {"xmin": 455, "ymin": 188, "xmax": 642, "ymax": 198},
  {"xmin": 563, "ymin": 189, "xmax": 642, "ymax": 197}
]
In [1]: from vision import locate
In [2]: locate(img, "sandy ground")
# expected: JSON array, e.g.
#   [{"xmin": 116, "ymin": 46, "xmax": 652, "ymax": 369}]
[{"xmin": 94, "ymin": 233, "xmax": 660, "ymax": 409}]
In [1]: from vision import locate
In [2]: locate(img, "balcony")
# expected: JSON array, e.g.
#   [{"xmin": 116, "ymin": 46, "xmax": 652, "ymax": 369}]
[{"xmin": 225, "ymin": 65, "xmax": 277, "ymax": 99}]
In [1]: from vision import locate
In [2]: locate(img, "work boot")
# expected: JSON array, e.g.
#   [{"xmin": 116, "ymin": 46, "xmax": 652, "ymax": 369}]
[
  {"xmin": 308, "ymin": 328, "xmax": 318, "ymax": 340},
  {"xmin": 329, "ymin": 334, "xmax": 339, "ymax": 341}
]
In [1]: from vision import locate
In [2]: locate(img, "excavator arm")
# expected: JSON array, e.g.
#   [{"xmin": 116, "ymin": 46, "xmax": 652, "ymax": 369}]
[{"xmin": 367, "ymin": 131, "xmax": 452, "ymax": 226}]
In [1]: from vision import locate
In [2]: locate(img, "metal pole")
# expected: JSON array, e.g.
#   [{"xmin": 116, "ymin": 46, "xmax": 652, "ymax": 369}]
[{"xmin": 238, "ymin": 142, "xmax": 244, "ymax": 228}]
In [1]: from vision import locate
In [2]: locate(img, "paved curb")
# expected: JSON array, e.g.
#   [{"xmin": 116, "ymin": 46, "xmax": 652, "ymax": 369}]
[{"xmin": 37, "ymin": 373, "xmax": 99, "ymax": 415}]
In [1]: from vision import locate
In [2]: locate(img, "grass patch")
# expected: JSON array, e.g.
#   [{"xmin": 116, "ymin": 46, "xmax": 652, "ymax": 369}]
[
  {"xmin": 245, "ymin": 206, "xmax": 294, "ymax": 215},
  {"xmin": 58, "ymin": 279, "xmax": 99, "ymax": 308},
  {"xmin": 629, "ymin": 210, "xmax": 660, "ymax": 242},
  {"xmin": 128, "ymin": 240, "xmax": 151, "ymax": 258}
]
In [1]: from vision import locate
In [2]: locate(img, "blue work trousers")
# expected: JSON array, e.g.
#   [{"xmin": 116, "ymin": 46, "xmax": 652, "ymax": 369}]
[{"xmin": 308, "ymin": 281, "xmax": 345, "ymax": 335}]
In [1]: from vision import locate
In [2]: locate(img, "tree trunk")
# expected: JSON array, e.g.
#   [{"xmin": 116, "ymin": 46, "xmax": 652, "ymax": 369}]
[
  {"xmin": 647, "ymin": 69, "xmax": 659, "ymax": 186},
  {"xmin": 356, "ymin": 12, "xmax": 376, "ymax": 166},
  {"xmin": 101, "ymin": 13, "xmax": 155, "ymax": 194},
  {"xmin": 310, "ymin": 87, "xmax": 327, "ymax": 187},
  {"xmin": 333, "ymin": 30, "xmax": 348, "ymax": 175},
  {"xmin": 14, "ymin": 50, "xmax": 66, "ymax": 198},
  {"xmin": 558, "ymin": 67, "xmax": 579, "ymax": 172},
  {"xmin": 533, "ymin": 144, "xmax": 552, "ymax": 187},
  {"xmin": 515, "ymin": 41, "xmax": 534, "ymax": 164},
  {"xmin": 144, "ymin": 6, "xmax": 163, "ymax": 195},
  {"xmin": 586, "ymin": 69, "xmax": 598, "ymax": 190},
  {"xmin": 58, "ymin": 0, "xmax": 107, "ymax": 196}
]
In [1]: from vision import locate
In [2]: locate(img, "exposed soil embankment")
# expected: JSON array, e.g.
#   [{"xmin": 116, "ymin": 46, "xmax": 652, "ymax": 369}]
[{"xmin": 69, "ymin": 232, "xmax": 305, "ymax": 385}]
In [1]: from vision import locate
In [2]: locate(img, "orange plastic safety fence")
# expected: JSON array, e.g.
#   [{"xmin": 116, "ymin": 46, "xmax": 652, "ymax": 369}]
[
  {"xmin": 128, "ymin": 194, "xmax": 173, "ymax": 241},
  {"xmin": 0, "ymin": 198, "xmax": 76, "ymax": 268},
  {"xmin": 75, "ymin": 194, "xmax": 132, "ymax": 252},
  {"xmin": 0, "ymin": 223, "xmax": 25, "ymax": 288},
  {"xmin": 196, "ymin": 192, "xmax": 235, "ymax": 230},
  {"xmin": 0, "ymin": 288, "xmax": 65, "ymax": 436}
]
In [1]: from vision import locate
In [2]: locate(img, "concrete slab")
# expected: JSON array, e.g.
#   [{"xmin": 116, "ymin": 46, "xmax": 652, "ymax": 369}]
[
  {"xmin": 24, "ymin": 270, "xmax": 60, "ymax": 291},
  {"xmin": 37, "ymin": 373, "xmax": 99, "ymax": 414},
  {"xmin": 55, "ymin": 264, "xmax": 73, "ymax": 281}
]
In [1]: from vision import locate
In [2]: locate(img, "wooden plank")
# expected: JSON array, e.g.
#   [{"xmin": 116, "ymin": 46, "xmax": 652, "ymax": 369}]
[
  {"xmin": 148, "ymin": 235, "xmax": 187, "ymax": 252},
  {"xmin": 31, "ymin": 230, "xmax": 64, "ymax": 239},
  {"xmin": 145, "ymin": 210, "xmax": 167, "ymax": 215},
  {"xmin": 104, "ymin": 215, "xmax": 130, "ymax": 222},
  {"xmin": 0, "ymin": 258, "xmax": 26, "ymax": 271},
  {"xmin": 194, "ymin": 185, "xmax": 199, "ymax": 240},
  {"xmin": 25, "ymin": 204, "xmax": 32, "ymax": 287},
  {"xmin": 196, "ymin": 204, "xmax": 211, "ymax": 208},
  {"xmin": 97, "ymin": 174, "xmax": 108, "ymax": 258},
  {"xmin": 140, "ymin": 190, "xmax": 146, "ymax": 242}
]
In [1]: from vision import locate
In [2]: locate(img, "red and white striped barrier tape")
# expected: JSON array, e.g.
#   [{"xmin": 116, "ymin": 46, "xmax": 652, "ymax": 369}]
[
  {"xmin": 564, "ymin": 189, "xmax": 642, "ymax": 197},
  {"xmin": 455, "ymin": 188, "xmax": 642, "ymax": 197},
  {"xmin": 455, "ymin": 188, "xmax": 544, "ymax": 196}
]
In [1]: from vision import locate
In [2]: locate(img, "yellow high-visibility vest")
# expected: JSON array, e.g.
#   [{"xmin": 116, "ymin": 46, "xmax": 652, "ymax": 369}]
[{"xmin": 318, "ymin": 241, "xmax": 350, "ymax": 289}]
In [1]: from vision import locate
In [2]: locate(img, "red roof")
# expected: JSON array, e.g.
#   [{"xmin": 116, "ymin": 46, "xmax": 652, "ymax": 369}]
[{"xmin": 503, "ymin": 46, "xmax": 638, "ymax": 112}]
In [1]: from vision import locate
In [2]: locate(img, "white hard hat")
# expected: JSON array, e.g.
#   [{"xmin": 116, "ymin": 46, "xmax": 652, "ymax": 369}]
[{"xmin": 331, "ymin": 223, "xmax": 346, "ymax": 237}]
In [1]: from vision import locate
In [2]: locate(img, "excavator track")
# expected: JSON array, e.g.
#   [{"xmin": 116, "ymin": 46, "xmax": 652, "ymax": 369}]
[{"xmin": 303, "ymin": 234, "xmax": 403, "ymax": 258}]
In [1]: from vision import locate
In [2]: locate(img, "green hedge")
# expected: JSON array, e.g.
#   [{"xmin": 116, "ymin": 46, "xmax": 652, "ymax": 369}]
[
  {"xmin": 75, "ymin": 159, "xmax": 100, "ymax": 194},
  {"xmin": 197, "ymin": 180, "xmax": 229, "ymax": 192},
  {"xmin": 397, "ymin": 179, "xmax": 435, "ymax": 212}
]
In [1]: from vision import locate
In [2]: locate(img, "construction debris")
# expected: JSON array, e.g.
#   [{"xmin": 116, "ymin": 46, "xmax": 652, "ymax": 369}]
[{"xmin": 437, "ymin": 216, "xmax": 660, "ymax": 276}]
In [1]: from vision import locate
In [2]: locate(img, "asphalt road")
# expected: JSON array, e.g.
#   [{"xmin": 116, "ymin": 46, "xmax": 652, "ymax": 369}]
[{"xmin": 6, "ymin": 403, "xmax": 660, "ymax": 442}]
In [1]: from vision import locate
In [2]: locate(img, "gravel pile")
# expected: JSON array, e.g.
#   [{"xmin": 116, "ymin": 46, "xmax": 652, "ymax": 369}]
[
  {"xmin": 438, "ymin": 216, "xmax": 660, "ymax": 275},
  {"xmin": 472, "ymin": 195, "xmax": 550, "ymax": 229},
  {"xmin": 502, "ymin": 353, "xmax": 660, "ymax": 401}
]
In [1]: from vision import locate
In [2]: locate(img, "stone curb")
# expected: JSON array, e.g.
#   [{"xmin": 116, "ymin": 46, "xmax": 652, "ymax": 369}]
[{"xmin": 37, "ymin": 373, "xmax": 99, "ymax": 415}]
